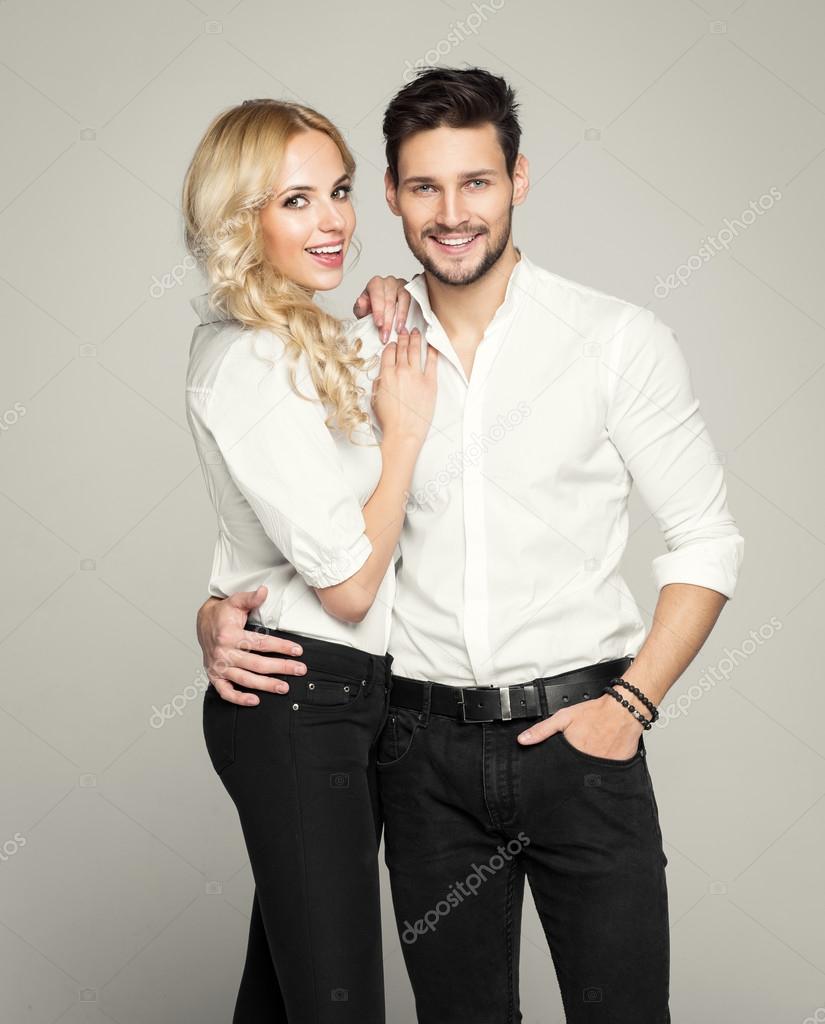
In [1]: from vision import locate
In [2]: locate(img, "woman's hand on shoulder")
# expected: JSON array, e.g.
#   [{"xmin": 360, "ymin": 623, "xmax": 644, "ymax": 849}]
[
  {"xmin": 352, "ymin": 275, "xmax": 411, "ymax": 343},
  {"xmin": 372, "ymin": 328, "xmax": 438, "ymax": 449}
]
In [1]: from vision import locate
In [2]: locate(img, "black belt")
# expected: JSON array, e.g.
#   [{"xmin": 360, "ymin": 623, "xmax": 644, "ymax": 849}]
[{"xmin": 389, "ymin": 657, "xmax": 633, "ymax": 723}]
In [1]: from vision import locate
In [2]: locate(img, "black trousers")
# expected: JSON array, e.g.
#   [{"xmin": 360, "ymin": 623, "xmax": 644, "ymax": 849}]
[
  {"xmin": 376, "ymin": 673, "xmax": 671, "ymax": 1024},
  {"xmin": 202, "ymin": 624, "xmax": 393, "ymax": 1023}
]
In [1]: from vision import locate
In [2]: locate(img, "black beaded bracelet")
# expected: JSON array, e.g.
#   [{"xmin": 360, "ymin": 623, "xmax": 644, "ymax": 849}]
[
  {"xmin": 602, "ymin": 685, "xmax": 653, "ymax": 730},
  {"xmin": 611, "ymin": 678, "xmax": 659, "ymax": 723}
]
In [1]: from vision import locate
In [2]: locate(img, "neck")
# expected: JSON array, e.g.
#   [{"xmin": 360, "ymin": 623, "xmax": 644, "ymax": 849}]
[{"xmin": 425, "ymin": 243, "xmax": 521, "ymax": 340}]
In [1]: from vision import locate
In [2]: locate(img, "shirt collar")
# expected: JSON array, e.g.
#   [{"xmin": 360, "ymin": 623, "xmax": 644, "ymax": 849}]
[
  {"xmin": 190, "ymin": 293, "xmax": 232, "ymax": 325},
  {"xmin": 403, "ymin": 248, "xmax": 534, "ymax": 328}
]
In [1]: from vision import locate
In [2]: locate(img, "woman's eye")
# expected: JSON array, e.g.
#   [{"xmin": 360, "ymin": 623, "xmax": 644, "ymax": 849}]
[
  {"xmin": 333, "ymin": 185, "xmax": 353, "ymax": 200},
  {"xmin": 284, "ymin": 194, "xmax": 308, "ymax": 209}
]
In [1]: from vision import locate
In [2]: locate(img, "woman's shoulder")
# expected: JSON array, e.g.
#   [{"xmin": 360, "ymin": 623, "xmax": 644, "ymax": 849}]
[{"xmin": 188, "ymin": 317, "xmax": 298, "ymax": 393}]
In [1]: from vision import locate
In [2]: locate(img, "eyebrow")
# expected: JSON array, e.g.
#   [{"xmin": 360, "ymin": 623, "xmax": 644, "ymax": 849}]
[
  {"xmin": 276, "ymin": 173, "xmax": 351, "ymax": 198},
  {"xmin": 401, "ymin": 169, "xmax": 500, "ymax": 186}
]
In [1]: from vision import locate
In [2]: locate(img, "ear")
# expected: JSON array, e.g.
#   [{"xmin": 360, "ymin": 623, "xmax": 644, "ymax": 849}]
[
  {"xmin": 512, "ymin": 153, "xmax": 530, "ymax": 208},
  {"xmin": 385, "ymin": 167, "xmax": 401, "ymax": 217}
]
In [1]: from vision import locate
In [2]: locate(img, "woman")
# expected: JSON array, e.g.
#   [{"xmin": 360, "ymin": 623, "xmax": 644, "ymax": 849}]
[{"xmin": 181, "ymin": 98, "xmax": 437, "ymax": 1023}]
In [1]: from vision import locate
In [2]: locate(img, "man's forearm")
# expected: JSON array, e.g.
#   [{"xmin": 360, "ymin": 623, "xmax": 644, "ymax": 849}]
[{"xmin": 620, "ymin": 582, "xmax": 728, "ymax": 709}]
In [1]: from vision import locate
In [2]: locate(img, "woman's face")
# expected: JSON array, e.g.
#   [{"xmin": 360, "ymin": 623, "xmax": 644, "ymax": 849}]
[{"xmin": 258, "ymin": 129, "xmax": 355, "ymax": 293}]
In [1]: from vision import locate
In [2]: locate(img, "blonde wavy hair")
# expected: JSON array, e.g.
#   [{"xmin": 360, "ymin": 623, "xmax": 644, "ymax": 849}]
[{"xmin": 181, "ymin": 98, "xmax": 376, "ymax": 440}]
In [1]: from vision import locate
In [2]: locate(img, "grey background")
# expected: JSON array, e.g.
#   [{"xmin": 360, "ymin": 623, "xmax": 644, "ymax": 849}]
[{"xmin": 1, "ymin": 0, "xmax": 823, "ymax": 1021}]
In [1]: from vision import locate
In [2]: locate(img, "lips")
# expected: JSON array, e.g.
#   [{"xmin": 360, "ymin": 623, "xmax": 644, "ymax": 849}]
[
  {"xmin": 305, "ymin": 240, "xmax": 344, "ymax": 267},
  {"xmin": 429, "ymin": 232, "xmax": 483, "ymax": 254}
]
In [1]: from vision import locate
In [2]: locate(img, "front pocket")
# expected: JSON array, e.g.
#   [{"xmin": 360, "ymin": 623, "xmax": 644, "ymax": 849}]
[
  {"xmin": 557, "ymin": 728, "xmax": 643, "ymax": 767},
  {"xmin": 376, "ymin": 706, "xmax": 421, "ymax": 768},
  {"xmin": 202, "ymin": 684, "xmax": 239, "ymax": 774},
  {"xmin": 298, "ymin": 672, "xmax": 367, "ymax": 712}
]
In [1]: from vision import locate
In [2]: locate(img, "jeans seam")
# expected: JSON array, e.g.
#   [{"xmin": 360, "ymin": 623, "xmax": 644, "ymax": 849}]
[
  {"xmin": 504, "ymin": 855, "xmax": 517, "ymax": 1022},
  {"xmin": 482, "ymin": 725, "xmax": 499, "ymax": 829},
  {"xmin": 288, "ymin": 704, "xmax": 320, "ymax": 1023}
]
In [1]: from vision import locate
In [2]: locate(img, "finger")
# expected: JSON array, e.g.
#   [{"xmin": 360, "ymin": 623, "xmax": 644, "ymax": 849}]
[
  {"xmin": 227, "ymin": 585, "xmax": 268, "ymax": 611},
  {"xmin": 352, "ymin": 289, "xmax": 370, "ymax": 318},
  {"xmin": 211, "ymin": 677, "xmax": 261, "ymax": 706},
  {"xmin": 240, "ymin": 630, "xmax": 303, "ymax": 656},
  {"xmin": 395, "ymin": 328, "xmax": 409, "ymax": 364},
  {"xmin": 231, "ymin": 650, "xmax": 307, "ymax": 676},
  {"xmin": 380, "ymin": 339, "xmax": 398, "ymax": 367},
  {"xmin": 381, "ymin": 280, "xmax": 396, "ymax": 343},
  {"xmin": 517, "ymin": 715, "xmax": 564, "ymax": 745},
  {"xmin": 394, "ymin": 286, "xmax": 411, "ymax": 333},
  {"xmin": 213, "ymin": 664, "xmax": 293, "ymax": 696},
  {"xmin": 408, "ymin": 326, "xmax": 422, "ymax": 367},
  {"xmin": 366, "ymin": 277, "xmax": 386, "ymax": 331}
]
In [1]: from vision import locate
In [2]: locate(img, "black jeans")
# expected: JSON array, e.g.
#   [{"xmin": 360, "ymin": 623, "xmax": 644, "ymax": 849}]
[
  {"xmin": 202, "ymin": 624, "xmax": 393, "ymax": 1023},
  {"xmin": 376, "ymin": 675, "xmax": 670, "ymax": 1024}
]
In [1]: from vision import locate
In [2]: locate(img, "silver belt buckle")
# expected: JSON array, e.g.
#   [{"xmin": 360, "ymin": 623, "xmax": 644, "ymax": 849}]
[{"xmin": 457, "ymin": 687, "xmax": 496, "ymax": 723}]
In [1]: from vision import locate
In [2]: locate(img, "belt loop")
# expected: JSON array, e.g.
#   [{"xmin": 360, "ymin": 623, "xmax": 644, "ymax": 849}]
[
  {"xmin": 537, "ymin": 680, "xmax": 549, "ymax": 718},
  {"xmin": 421, "ymin": 681, "xmax": 432, "ymax": 725}
]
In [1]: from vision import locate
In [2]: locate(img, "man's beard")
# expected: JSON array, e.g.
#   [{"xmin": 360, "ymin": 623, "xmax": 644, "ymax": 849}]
[{"xmin": 405, "ymin": 206, "xmax": 513, "ymax": 287}]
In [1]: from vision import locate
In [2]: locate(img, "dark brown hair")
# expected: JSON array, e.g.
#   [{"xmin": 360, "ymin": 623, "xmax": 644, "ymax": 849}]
[{"xmin": 383, "ymin": 66, "xmax": 521, "ymax": 187}]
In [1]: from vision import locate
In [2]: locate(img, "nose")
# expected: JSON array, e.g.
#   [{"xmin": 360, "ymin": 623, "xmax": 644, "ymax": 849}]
[
  {"xmin": 317, "ymin": 197, "xmax": 347, "ymax": 233},
  {"xmin": 434, "ymin": 186, "xmax": 470, "ymax": 229}
]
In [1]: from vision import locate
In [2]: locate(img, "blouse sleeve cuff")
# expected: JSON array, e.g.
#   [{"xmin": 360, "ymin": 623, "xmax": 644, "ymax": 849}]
[
  {"xmin": 651, "ymin": 534, "xmax": 745, "ymax": 600},
  {"xmin": 300, "ymin": 532, "xmax": 374, "ymax": 589}
]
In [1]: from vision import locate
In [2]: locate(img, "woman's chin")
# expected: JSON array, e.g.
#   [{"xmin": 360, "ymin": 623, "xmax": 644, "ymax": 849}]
[{"xmin": 298, "ymin": 267, "xmax": 344, "ymax": 292}]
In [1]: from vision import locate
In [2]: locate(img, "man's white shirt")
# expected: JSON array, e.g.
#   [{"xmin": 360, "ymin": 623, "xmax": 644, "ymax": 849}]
[{"xmin": 347, "ymin": 250, "xmax": 744, "ymax": 687}]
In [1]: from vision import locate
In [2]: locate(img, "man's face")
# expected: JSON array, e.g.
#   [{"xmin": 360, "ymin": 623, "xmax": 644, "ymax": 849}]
[{"xmin": 385, "ymin": 123, "xmax": 527, "ymax": 286}]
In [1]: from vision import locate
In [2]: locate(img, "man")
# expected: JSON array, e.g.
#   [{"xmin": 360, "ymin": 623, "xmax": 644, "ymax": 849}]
[{"xmin": 197, "ymin": 67, "xmax": 744, "ymax": 1023}]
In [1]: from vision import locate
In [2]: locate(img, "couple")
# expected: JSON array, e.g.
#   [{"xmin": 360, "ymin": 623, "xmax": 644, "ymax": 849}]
[{"xmin": 183, "ymin": 67, "xmax": 744, "ymax": 1024}]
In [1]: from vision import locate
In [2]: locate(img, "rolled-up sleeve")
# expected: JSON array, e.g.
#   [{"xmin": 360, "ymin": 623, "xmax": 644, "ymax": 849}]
[
  {"xmin": 605, "ymin": 310, "xmax": 744, "ymax": 599},
  {"xmin": 205, "ymin": 329, "xmax": 373, "ymax": 589}
]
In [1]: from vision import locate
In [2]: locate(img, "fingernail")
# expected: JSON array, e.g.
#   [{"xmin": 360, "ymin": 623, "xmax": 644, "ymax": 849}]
[
  {"xmin": 519, "ymin": 731, "xmax": 531, "ymax": 742},
  {"xmin": 291, "ymin": 645, "xmax": 302, "ymax": 655},
  {"xmin": 295, "ymin": 664, "xmax": 307, "ymax": 674}
]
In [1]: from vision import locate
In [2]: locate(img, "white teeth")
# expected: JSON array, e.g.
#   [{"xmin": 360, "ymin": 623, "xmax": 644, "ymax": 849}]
[
  {"xmin": 307, "ymin": 244, "xmax": 343, "ymax": 254},
  {"xmin": 435, "ymin": 235, "xmax": 476, "ymax": 246}
]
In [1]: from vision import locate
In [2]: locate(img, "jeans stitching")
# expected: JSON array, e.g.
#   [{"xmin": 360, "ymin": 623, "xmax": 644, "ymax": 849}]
[
  {"xmin": 504, "ymin": 855, "xmax": 518, "ymax": 1022},
  {"xmin": 288, "ymin": 703, "xmax": 320, "ymax": 1022}
]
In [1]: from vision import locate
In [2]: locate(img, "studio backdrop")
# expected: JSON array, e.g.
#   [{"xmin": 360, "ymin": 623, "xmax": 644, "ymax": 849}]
[{"xmin": 1, "ymin": 0, "xmax": 824, "ymax": 1021}]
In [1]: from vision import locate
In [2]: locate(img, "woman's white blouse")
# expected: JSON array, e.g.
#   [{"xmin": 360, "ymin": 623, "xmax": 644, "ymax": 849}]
[{"xmin": 185, "ymin": 295, "xmax": 394, "ymax": 655}]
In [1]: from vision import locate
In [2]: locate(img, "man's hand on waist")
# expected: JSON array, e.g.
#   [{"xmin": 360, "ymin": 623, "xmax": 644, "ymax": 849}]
[{"xmin": 197, "ymin": 587, "xmax": 307, "ymax": 707}]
